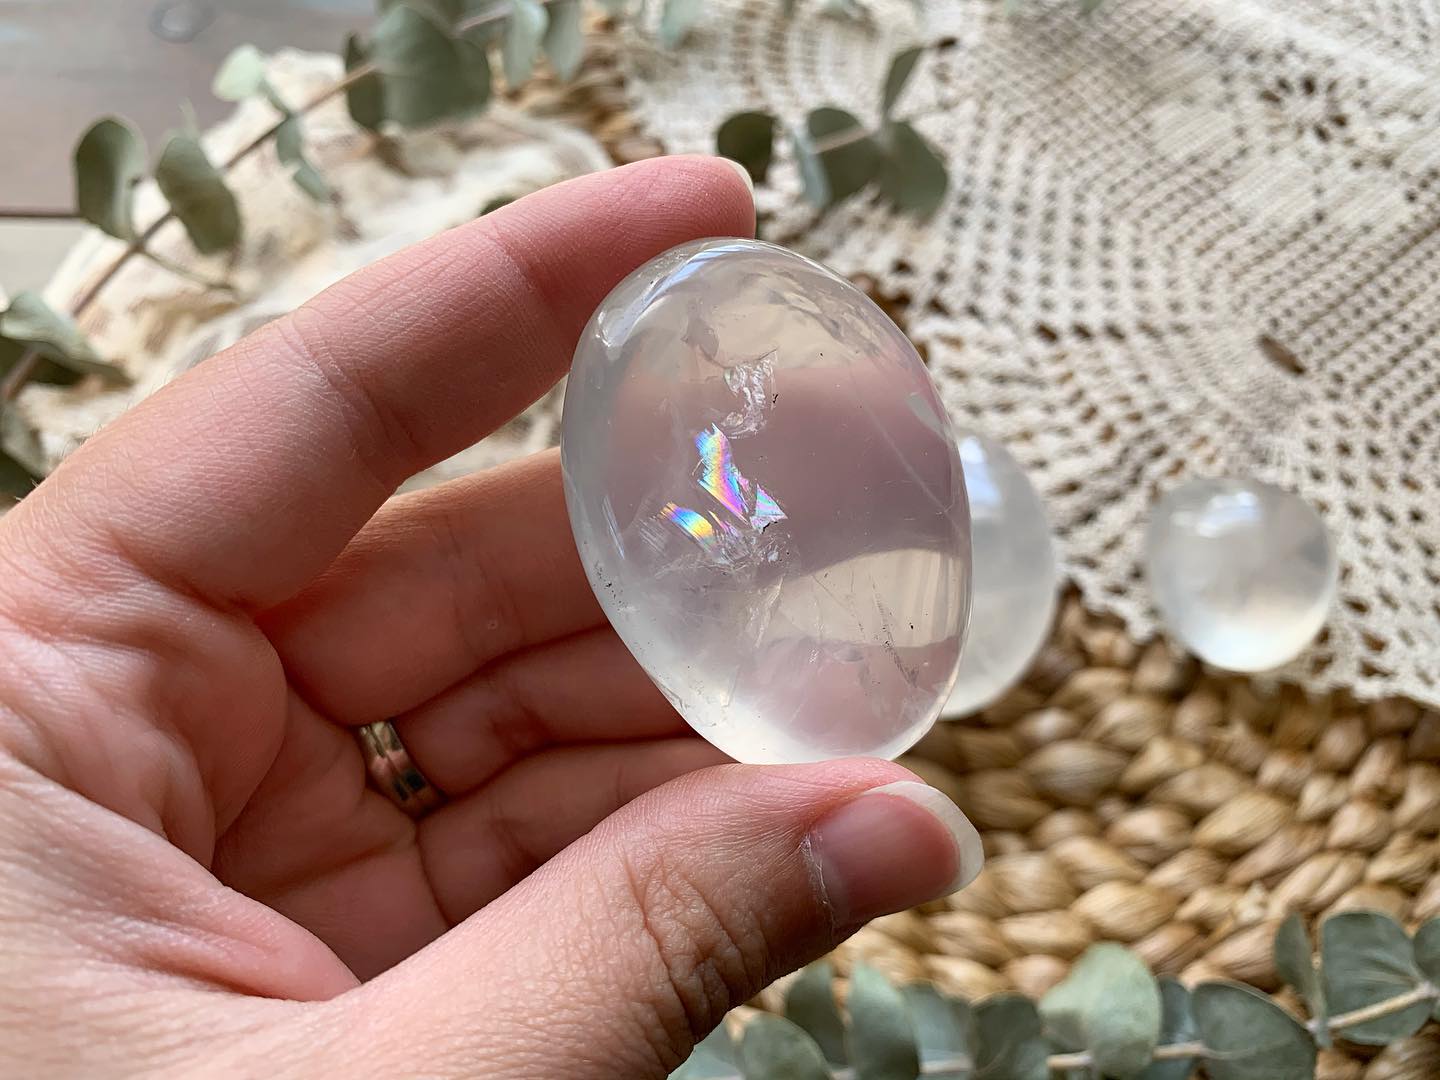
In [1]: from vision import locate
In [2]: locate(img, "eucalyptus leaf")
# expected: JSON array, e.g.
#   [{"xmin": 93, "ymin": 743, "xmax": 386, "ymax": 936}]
[
  {"xmin": 344, "ymin": 35, "xmax": 387, "ymax": 132},
  {"xmin": 73, "ymin": 118, "xmax": 146, "ymax": 241},
  {"xmin": 739, "ymin": 1014, "xmax": 830, "ymax": 1080},
  {"xmin": 370, "ymin": 3, "xmax": 489, "ymax": 129},
  {"xmin": 973, "ymin": 995, "xmax": 1048, "ymax": 1080},
  {"xmin": 503, "ymin": 0, "xmax": 548, "ymax": 86},
  {"xmin": 155, "ymin": 134, "xmax": 241, "ymax": 254},
  {"xmin": 456, "ymin": 9, "xmax": 506, "ymax": 49},
  {"xmin": 274, "ymin": 118, "xmax": 331, "ymax": 202},
  {"xmin": 784, "ymin": 962, "xmax": 847, "ymax": 1065},
  {"xmin": 1137, "ymin": 979, "xmax": 1199, "ymax": 1080},
  {"xmin": 542, "ymin": 0, "xmax": 584, "ymax": 80},
  {"xmin": 1323, "ymin": 910, "xmax": 1432, "ymax": 1044},
  {"xmin": 1040, "ymin": 943, "xmax": 1160, "ymax": 1079},
  {"xmin": 790, "ymin": 126, "xmax": 831, "ymax": 210},
  {"xmin": 0, "ymin": 333, "xmax": 82, "ymax": 389},
  {"xmin": 1192, "ymin": 981, "xmax": 1315, "ymax": 1080},
  {"xmin": 670, "ymin": 1024, "xmax": 738, "ymax": 1079},
  {"xmin": 877, "ymin": 119, "xmax": 947, "ymax": 219},
  {"xmin": 716, "ymin": 111, "xmax": 777, "ymax": 185},
  {"xmin": 659, "ymin": 0, "xmax": 703, "ymax": 48},
  {"xmin": 1274, "ymin": 914, "xmax": 1328, "ymax": 1047},
  {"xmin": 900, "ymin": 985, "xmax": 973, "ymax": 1075},
  {"xmin": 847, "ymin": 963, "xmax": 919, "ymax": 1080},
  {"xmin": 806, "ymin": 107, "xmax": 881, "ymax": 203},
  {"xmin": 455, "ymin": 32, "xmax": 495, "ymax": 105},
  {"xmin": 479, "ymin": 194, "xmax": 516, "ymax": 214},
  {"xmin": 0, "ymin": 445, "xmax": 38, "ymax": 503},
  {"xmin": 1414, "ymin": 918, "xmax": 1440, "ymax": 1019},
  {"xmin": 212, "ymin": 44, "xmax": 270, "ymax": 102},
  {"xmin": 881, "ymin": 46, "xmax": 922, "ymax": 118},
  {"xmin": 0, "ymin": 293, "xmax": 127, "ymax": 382}
]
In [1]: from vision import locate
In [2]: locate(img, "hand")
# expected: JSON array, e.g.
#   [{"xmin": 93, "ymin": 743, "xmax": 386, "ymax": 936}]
[{"xmin": 0, "ymin": 157, "xmax": 981, "ymax": 1078}]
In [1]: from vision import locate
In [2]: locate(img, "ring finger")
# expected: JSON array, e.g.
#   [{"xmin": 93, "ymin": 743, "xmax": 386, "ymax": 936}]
[
  {"xmin": 394, "ymin": 624, "xmax": 687, "ymax": 796},
  {"xmin": 417, "ymin": 737, "xmax": 727, "ymax": 926}
]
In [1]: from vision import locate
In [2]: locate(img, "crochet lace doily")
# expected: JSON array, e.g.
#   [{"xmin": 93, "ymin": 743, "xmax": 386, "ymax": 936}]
[{"xmin": 616, "ymin": 0, "xmax": 1440, "ymax": 706}]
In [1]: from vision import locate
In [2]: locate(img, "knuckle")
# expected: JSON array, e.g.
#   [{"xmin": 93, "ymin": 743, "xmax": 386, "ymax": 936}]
[
  {"xmin": 268, "ymin": 303, "xmax": 423, "ymax": 487},
  {"xmin": 620, "ymin": 851, "xmax": 768, "ymax": 1067}
]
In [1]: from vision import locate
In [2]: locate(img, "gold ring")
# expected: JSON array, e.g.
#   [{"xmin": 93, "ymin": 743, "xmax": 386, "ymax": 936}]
[{"xmin": 356, "ymin": 720, "xmax": 447, "ymax": 819}]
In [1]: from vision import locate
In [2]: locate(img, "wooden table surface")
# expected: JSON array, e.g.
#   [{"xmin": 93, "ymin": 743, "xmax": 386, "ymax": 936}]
[
  {"xmin": 0, "ymin": 0, "xmax": 371, "ymax": 215},
  {"xmin": 0, "ymin": 1, "xmax": 375, "ymax": 291}
]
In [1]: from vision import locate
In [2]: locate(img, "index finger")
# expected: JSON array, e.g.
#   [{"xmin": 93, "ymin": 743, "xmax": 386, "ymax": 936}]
[{"xmin": 6, "ymin": 156, "xmax": 753, "ymax": 610}]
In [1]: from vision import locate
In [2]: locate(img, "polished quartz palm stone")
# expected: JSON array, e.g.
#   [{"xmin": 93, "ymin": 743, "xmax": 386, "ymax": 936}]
[
  {"xmin": 942, "ymin": 429, "xmax": 1058, "ymax": 718},
  {"xmin": 561, "ymin": 238, "xmax": 970, "ymax": 764},
  {"xmin": 1145, "ymin": 478, "xmax": 1337, "ymax": 672}
]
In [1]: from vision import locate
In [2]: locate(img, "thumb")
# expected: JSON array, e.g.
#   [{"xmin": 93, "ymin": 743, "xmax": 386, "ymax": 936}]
[{"xmin": 348, "ymin": 759, "xmax": 982, "ymax": 1078}]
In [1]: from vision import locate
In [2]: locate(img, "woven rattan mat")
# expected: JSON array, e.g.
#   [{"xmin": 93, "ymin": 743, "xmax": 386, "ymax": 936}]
[{"xmin": 796, "ymin": 594, "xmax": 1440, "ymax": 1079}]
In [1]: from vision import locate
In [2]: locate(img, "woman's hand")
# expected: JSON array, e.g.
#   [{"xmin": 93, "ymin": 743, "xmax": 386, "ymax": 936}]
[{"xmin": 0, "ymin": 156, "xmax": 980, "ymax": 1078}]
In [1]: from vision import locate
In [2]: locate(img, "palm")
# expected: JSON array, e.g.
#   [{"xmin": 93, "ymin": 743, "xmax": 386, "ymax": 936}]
[{"xmin": 187, "ymin": 449, "xmax": 718, "ymax": 983}]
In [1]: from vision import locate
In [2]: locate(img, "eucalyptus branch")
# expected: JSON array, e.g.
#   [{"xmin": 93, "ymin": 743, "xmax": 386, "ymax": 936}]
[
  {"xmin": 678, "ymin": 911, "xmax": 1440, "ymax": 1080},
  {"xmin": 0, "ymin": 351, "xmax": 39, "ymax": 403},
  {"xmin": 1326, "ymin": 983, "xmax": 1438, "ymax": 1033},
  {"xmin": 700, "ymin": 1057, "xmax": 972, "ymax": 1080},
  {"xmin": 1047, "ymin": 1040, "xmax": 1207, "ymax": 1071},
  {"xmin": 137, "ymin": 249, "xmax": 238, "ymax": 293},
  {"xmin": 1, "ymin": 0, "xmax": 570, "ymax": 407},
  {"xmin": 810, "ymin": 126, "xmax": 871, "ymax": 155}
]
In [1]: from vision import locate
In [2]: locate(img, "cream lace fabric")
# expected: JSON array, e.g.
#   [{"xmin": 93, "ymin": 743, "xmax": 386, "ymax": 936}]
[{"xmin": 618, "ymin": 0, "xmax": 1440, "ymax": 706}]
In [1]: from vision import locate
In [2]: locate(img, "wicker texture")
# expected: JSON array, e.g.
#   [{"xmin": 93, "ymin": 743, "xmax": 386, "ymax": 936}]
[{"xmin": 764, "ymin": 597, "xmax": 1440, "ymax": 1076}]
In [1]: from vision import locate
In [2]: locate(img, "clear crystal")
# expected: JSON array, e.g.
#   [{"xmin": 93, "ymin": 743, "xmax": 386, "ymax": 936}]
[
  {"xmin": 562, "ymin": 239, "xmax": 970, "ymax": 764},
  {"xmin": 1145, "ymin": 478, "xmax": 1337, "ymax": 672},
  {"xmin": 942, "ymin": 429, "xmax": 1058, "ymax": 717}
]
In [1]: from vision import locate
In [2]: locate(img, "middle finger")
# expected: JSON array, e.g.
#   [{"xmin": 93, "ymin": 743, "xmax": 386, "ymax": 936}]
[
  {"xmin": 394, "ymin": 624, "xmax": 687, "ymax": 796},
  {"xmin": 261, "ymin": 449, "xmax": 601, "ymax": 723}
]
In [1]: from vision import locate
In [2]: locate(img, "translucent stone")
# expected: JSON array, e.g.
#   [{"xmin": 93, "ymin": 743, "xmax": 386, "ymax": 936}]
[
  {"xmin": 1145, "ymin": 478, "xmax": 1337, "ymax": 672},
  {"xmin": 562, "ymin": 238, "xmax": 971, "ymax": 764},
  {"xmin": 941, "ymin": 430, "xmax": 1058, "ymax": 717}
]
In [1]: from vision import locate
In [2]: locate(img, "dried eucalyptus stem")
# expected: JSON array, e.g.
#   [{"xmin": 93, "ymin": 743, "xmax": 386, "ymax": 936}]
[
  {"xmin": 1046, "ymin": 1040, "xmax": 1207, "ymax": 1071},
  {"xmin": 1, "ymin": 0, "xmax": 572, "ymax": 406},
  {"xmin": 1324, "ymin": 982, "xmax": 1438, "ymax": 1031}
]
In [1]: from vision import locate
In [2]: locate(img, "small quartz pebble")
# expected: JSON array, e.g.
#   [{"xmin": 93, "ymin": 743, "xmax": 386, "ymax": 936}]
[
  {"xmin": 1145, "ymin": 478, "xmax": 1337, "ymax": 672},
  {"xmin": 942, "ymin": 429, "xmax": 1058, "ymax": 718},
  {"xmin": 562, "ymin": 238, "xmax": 970, "ymax": 764}
]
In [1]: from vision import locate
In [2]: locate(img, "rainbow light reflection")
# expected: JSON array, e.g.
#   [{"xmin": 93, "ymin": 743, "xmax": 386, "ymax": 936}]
[
  {"xmin": 696, "ymin": 425, "xmax": 748, "ymax": 519},
  {"xmin": 661, "ymin": 502, "xmax": 717, "ymax": 550},
  {"xmin": 660, "ymin": 424, "xmax": 787, "ymax": 556}
]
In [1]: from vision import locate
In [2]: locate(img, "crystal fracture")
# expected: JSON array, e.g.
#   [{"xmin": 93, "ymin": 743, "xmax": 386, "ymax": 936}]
[{"xmin": 561, "ymin": 239, "xmax": 971, "ymax": 763}]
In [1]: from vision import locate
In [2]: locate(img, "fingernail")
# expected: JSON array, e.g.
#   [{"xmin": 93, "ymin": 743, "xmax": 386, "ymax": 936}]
[
  {"xmin": 720, "ymin": 156, "xmax": 755, "ymax": 200},
  {"xmin": 807, "ymin": 781, "xmax": 983, "ymax": 927}
]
